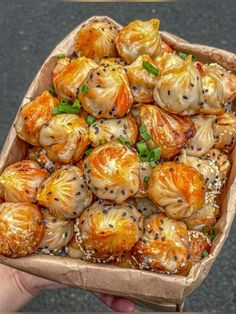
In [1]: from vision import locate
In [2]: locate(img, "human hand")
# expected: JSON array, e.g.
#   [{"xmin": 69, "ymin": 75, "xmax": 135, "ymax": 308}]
[{"xmin": 0, "ymin": 263, "xmax": 135, "ymax": 312}]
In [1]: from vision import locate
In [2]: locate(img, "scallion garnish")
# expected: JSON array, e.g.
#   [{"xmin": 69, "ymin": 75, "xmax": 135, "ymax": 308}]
[
  {"xmin": 144, "ymin": 176, "xmax": 150, "ymax": 183},
  {"xmin": 82, "ymin": 85, "xmax": 89, "ymax": 94},
  {"xmin": 202, "ymin": 250, "xmax": 209, "ymax": 257},
  {"xmin": 149, "ymin": 161, "xmax": 157, "ymax": 169},
  {"xmin": 57, "ymin": 54, "xmax": 66, "ymax": 60},
  {"xmin": 87, "ymin": 115, "xmax": 95, "ymax": 126},
  {"xmin": 136, "ymin": 140, "xmax": 149, "ymax": 155},
  {"xmin": 178, "ymin": 52, "xmax": 188, "ymax": 60},
  {"xmin": 209, "ymin": 227, "xmax": 217, "ymax": 239},
  {"xmin": 149, "ymin": 147, "xmax": 161, "ymax": 162},
  {"xmin": 142, "ymin": 61, "xmax": 159, "ymax": 76},
  {"xmin": 48, "ymin": 87, "xmax": 56, "ymax": 96},
  {"xmin": 118, "ymin": 136, "xmax": 131, "ymax": 146},
  {"xmin": 140, "ymin": 124, "xmax": 152, "ymax": 141},
  {"xmin": 85, "ymin": 148, "xmax": 93, "ymax": 156},
  {"xmin": 52, "ymin": 99, "xmax": 81, "ymax": 115}
]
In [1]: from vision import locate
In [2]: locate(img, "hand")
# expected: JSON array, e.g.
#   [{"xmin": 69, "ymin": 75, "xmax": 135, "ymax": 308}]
[{"xmin": 0, "ymin": 263, "xmax": 135, "ymax": 312}]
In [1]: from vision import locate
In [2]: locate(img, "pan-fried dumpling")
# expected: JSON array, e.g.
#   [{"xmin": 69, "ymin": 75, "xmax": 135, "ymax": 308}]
[
  {"xmin": 135, "ymin": 161, "xmax": 152, "ymax": 198},
  {"xmin": 154, "ymin": 56, "xmax": 203, "ymax": 115},
  {"xmin": 74, "ymin": 22, "xmax": 118, "ymax": 62},
  {"xmin": 15, "ymin": 91, "xmax": 59, "ymax": 146},
  {"xmin": 0, "ymin": 202, "xmax": 44, "ymax": 257},
  {"xmin": 75, "ymin": 200, "xmax": 143, "ymax": 262},
  {"xmin": 186, "ymin": 115, "xmax": 216, "ymax": 157},
  {"xmin": 84, "ymin": 141, "xmax": 140, "ymax": 203},
  {"xmin": 148, "ymin": 162, "xmax": 206, "ymax": 219},
  {"xmin": 39, "ymin": 209, "xmax": 74, "ymax": 253},
  {"xmin": 53, "ymin": 57, "xmax": 97, "ymax": 102},
  {"xmin": 154, "ymin": 52, "xmax": 183, "ymax": 71},
  {"xmin": 213, "ymin": 112, "xmax": 236, "ymax": 152},
  {"xmin": 115, "ymin": 19, "xmax": 161, "ymax": 64},
  {"xmin": 28, "ymin": 147, "xmax": 58, "ymax": 174},
  {"xmin": 131, "ymin": 213, "xmax": 189, "ymax": 273},
  {"xmin": 140, "ymin": 105, "xmax": 196, "ymax": 159},
  {"xmin": 135, "ymin": 197, "xmax": 161, "ymax": 218},
  {"xmin": 37, "ymin": 165, "xmax": 93, "ymax": 219},
  {"xmin": 39, "ymin": 114, "xmax": 90, "ymax": 164},
  {"xmin": 0, "ymin": 160, "xmax": 48, "ymax": 203},
  {"xmin": 203, "ymin": 63, "xmax": 236, "ymax": 103},
  {"xmin": 79, "ymin": 64, "xmax": 133, "ymax": 119},
  {"xmin": 89, "ymin": 114, "xmax": 138, "ymax": 147},
  {"xmin": 126, "ymin": 55, "xmax": 157, "ymax": 103}
]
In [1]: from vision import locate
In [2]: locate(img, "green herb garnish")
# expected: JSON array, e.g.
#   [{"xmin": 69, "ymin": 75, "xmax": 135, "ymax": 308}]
[
  {"xmin": 142, "ymin": 61, "xmax": 159, "ymax": 76},
  {"xmin": 149, "ymin": 161, "xmax": 157, "ymax": 169},
  {"xmin": 202, "ymin": 250, "xmax": 209, "ymax": 258},
  {"xmin": 52, "ymin": 99, "xmax": 81, "ymax": 115},
  {"xmin": 81, "ymin": 85, "xmax": 89, "ymax": 94},
  {"xmin": 144, "ymin": 176, "xmax": 150, "ymax": 183},
  {"xmin": 57, "ymin": 54, "xmax": 66, "ymax": 60},
  {"xmin": 87, "ymin": 115, "xmax": 95, "ymax": 126},
  {"xmin": 136, "ymin": 140, "xmax": 149, "ymax": 155},
  {"xmin": 178, "ymin": 52, "xmax": 188, "ymax": 60},
  {"xmin": 117, "ymin": 136, "xmax": 131, "ymax": 146},
  {"xmin": 85, "ymin": 148, "xmax": 93, "ymax": 156},
  {"xmin": 140, "ymin": 124, "xmax": 152, "ymax": 141},
  {"xmin": 48, "ymin": 87, "xmax": 56, "ymax": 96},
  {"xmin": 149, "ymin": 147, "xmax": 161, "ymax": 162}
]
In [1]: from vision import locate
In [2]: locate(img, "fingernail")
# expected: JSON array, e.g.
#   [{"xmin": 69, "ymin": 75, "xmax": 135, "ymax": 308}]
[{"xmin": 111, "ymin": 298, "xmax": 135, "ymax": 312}]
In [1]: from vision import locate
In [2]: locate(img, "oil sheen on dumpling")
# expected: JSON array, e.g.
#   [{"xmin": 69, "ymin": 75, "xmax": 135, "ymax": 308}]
[
  {"xmin": 0, "ymin": 202, "xmax": 44, "ymax": 257},
  {"xmin": 186, "ymin": 115, "xmax": 216, "ymax": 157},
  {"xmin": 89, "ymin": 114, "xmax": 138, "ymax": 147},
  {"xmin": 213, "ymin": 112, "xmax": 236, "ymax": 152},
  {"xmin": 154, "ymin": 56, "xmax": 203, "ymax": 115},
  {"xmin": 15, "ymin": 91, "xmax": 59, "ymax": 146},
  {"xmin": 84, "ymin": 141, "xmax": 140, "ymax": 203},
  {"xmin": 148, "ymin": 162, "xmax": 206, "ymax": 219},
  {"xmin": 131, "ymin": 213, "xmax": 189, "ymax": 273},
  {"xmin": 39, "ymin": 114, "xmax": 90, "ymax": 164},
  {"xmin": 75, "ymin": 200, "xmax": 143, "ymax": 262},
  {"xmin": 115, "ymin": 19, "xmax": 161, "ymax": 64},
  {"xmin": 154, "ymin": 52, "xmax": 183, "ymax": 71},
  {"xmin": 53, "ymin": 57, "xmax": 97, "ymax": 102},
  {"xmin": 140, "ymin": 105, "xmax": 196, "ymax": 159},
  {"xmin": 39, "ymin": 209, "xmax": 74, "ymax": 253},
  {"xmin": 74, "ymin": 22, "xmax": 118, "ymax": 62},
  {"xmin": 0, "ymin": 160, "xmax": 48, "ymax": 203},
  {"xmin": 79, "ymin": 64, "xmax": 133, "ymax": 119},
  {"xmin": 126, "ymin": 55, "xmax": 157, "ymax": 103},
  {"xmin": 28, "ymin": 147, "xmax": 58, "ymax": 174},
  {"xmin": 37, "ymin": 165, "xmax": 93, "ymax": 219}
]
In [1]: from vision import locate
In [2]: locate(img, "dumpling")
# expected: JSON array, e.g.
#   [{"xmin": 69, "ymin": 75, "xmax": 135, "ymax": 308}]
[
  {"xmin": 39, "ymin": 209, "xmax": 74, "ymax": 253},
  {"xmin": 159, "ymin": 41, "xmax": 173, "ymax": 54},
  {"xmin": 213, "ymin": 112, "xmax": 236, "ymax": 152},
  {"xmin": 84, "ymin": 141, "xmax": 140, "ymax": 203},
  {"xmin": 36, "ymin": 165, "xmax": 93, "ymax": 219},
  {"xmin": 131, "ymin": 213, "xmax": 189, "ymax": 273},
  {"xmin": 126, "ymin": 55, "xmax": 157, "ymax": 103},
  {"xmin": 79, "ymin": 64, "xmax": 133, "ymax": 119},
  {"xmin": 186, "ymin": 115, "xmax": 216, "ymax": 157},
  {"xmin": 135, "ymin": 161, "xmax": 152, "ymax": 198},
  {"xmin": 148, "ymin": 162, "xmax": 206, "ymax": 219},
  {"xmin": 0, "ymin": 160, "xmax": 48, "ymax": 203},
  {"xmin": 53, "ymin": 57, "xmax": 97, "ymax": 102},
  {"xmin": 202, "ymin": 63, "xmax": 236, "ymax": 103},
  {"xmin": 153, "ymin": 55, "xmax": 203, "ymax": 115},
  {"xmin": 74, "ymin": 22, "xmax": 118, "ymax": 62},
  {"xmin": 115, "ymin": 19, "xmax": 161, "ymax": 64},
  {"xmin": 28, "ymin": 147, "xmax": 58, "ymax": 174},
  {"xmin": 135, "ymin": 197, "xmax": 161, "ymax": 218},
  {"xmin": 0, "ymin": 202, "xmax": 44, "ymax": 257},
  {"xmin": 89, "ymin": 114, "xmax": 138, "ymax": 147},
  {"xmin": 140, "ymin": 105, "xmax": 196, "ymax": 159},
  {"xmin": 74, "ymin": 200, "xmax": 143, "ymax": 262},
  {"xmin": 15, "ymin": 91, "xmax": 59, "ymax": 146},
  {"xmin": 178, "ymin": 231, "xmax": 211, "ymax": 276},
  {"xmin": 99, "ymin": 57, "xmax": 126, "ymax": 67},
  {"xmin": 154, "ymin": 52, "xmax": 183, "ymax": 71},
  {"xmin": 183, "ymin": 200, "xmax": 219, "ymax": 230},
  {"xmin": 39, "ymin": 114, "xmax": 90, "ymax": 164}
]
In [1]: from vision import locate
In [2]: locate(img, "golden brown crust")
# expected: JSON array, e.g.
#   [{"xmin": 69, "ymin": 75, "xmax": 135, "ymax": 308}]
[{"xmin": 154, "ymin": 52, "xmax": 183, "ymax": 72}]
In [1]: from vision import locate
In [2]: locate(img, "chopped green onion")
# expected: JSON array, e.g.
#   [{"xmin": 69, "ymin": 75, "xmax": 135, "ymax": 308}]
[
  {"xmin": 149, "ymin": 161, "xmax": 156, "ymax": 169},
  {"xmin": 52, "ymin": 99, "xmax": 81, "ymax": 115},
  {"xmin": 178, "ymin": 52, "xmax": 188, "ymax": 60},
  {"xmin": 141, "ymin": 131, "xmax": 152, "ymax": 141},
  {"xmin": 202, "ymin": 226, "xmax": 210, "ymax": 234},
  {"xmin": 85, "ymin": 148, "xmax": 93, "ymax": 156},
  {"xmin": 142, "ymin": 61, "xmax": 159, "ymax": 76},
  {"xmin": 140, "ymin": 124, "xmax": 147, "ymax": 133},
  {"xmin": 48, "ymin": 87, "xmax": 56, "ymax": 96},
  {"xmin": 144, "ymin": 176, "xmax": 150, "ymax": 183},
  {"xmin": 136, "ymin": 140, "xmax": 149, "ymax": 155},
  {"xmin": 81, "ymin": 85, "xmax": 89, "ymax": 94},
  {"xmin": 117, "ymin": 136, "xmax": 131, "ymax": 146},
  {"xmin": 57, "ymin": 54, "xmax": 66, "ymax": 60},
  {"xmin": 202, "ymin": 250, "xmax": 209, "ymax": 257},
  {"xmin": 149, "ymin": 147, "xmax": 161, "ymax": 162},
  {"xmin": 100, "ymin": 139, "xmax": 107, "ymax": 145},
  {"xmin": 140, "ymin": 153, "xmax": 149, "ymax": 162},
  {"xmin": 87, "ymin": 115, "xmax": 95, "ymax": 126}
]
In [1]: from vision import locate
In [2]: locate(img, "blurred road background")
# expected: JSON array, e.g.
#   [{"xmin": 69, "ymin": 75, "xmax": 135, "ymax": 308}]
[{"xmin": 0, "ymin": 0, "xmax": 235, "ymax": 311}]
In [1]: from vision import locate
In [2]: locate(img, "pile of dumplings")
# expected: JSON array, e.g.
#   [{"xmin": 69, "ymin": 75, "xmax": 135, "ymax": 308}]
[{"xmin": 1, "ymin": 17, "xmax": 236, "ymax": 276}]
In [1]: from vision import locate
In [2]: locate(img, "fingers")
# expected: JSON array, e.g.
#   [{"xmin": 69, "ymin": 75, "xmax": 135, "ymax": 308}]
[{"xmin": 95, "ymin": 292, "xmax": 135, "ymax": 312}]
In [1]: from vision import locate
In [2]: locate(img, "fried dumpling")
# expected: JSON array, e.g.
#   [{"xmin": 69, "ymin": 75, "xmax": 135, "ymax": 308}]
[
  {"xmin": 74, "ymin": 22, "xmax": 118, "ymax": 62},
  {"xmin": 135, "ymin": 197, "xmax": 161, "ymax": 218},
  {"xmin": 53, "ymin": 57, "xmax": 97, "ymax": 102},
  {"xmin": 213, "ymin": 112, "xmax": 236, "ymax": 152},
  {"xmin": 135, "ymin": 161, "xmax": 152, "ymax": 198},
  {"xmin": 75, "ymin": 200, "xmax": 143, "ymax": 262},
  {"xmin": 0, "ymin": 160, "xmax": 48, "ymax": 203},
  {"xmin": 202, "ymin": 63, "xmax": 236, "ymax": 103},
  {"xmin": 148, "ymin": 162, "xmax": 206, "ymax": 219},
  {"xmin": 15, "ymin": 91, "xmax": 59, "ymax": 146},
  {"xmin": 39, "ymin": 114, "xmax": 90, "ymax": 164},
  {"xmin": 79, "ymin": 64, "xmax": 133, "ymax": 119},
  {"xmin": 126, "ymin": 55, "xmax": 157, "ymax": 103},
  {"xmin": 37, "ymin": 165, "xmax": 93, "ymax": 219},
  {"xmin": 140, "ymin": 105, "xmax": 196, "ymax": 159},
  {"xmin": 115, "ymin": 19, "xmax": 161, "ymax": 64},
  {"xmin": 131, "ymin": 213, "xmax": 189, "ymax": 273},
  {"xmin": 154, "ymin": 52, "xmax": 183, "ymax": 71},
  {"xmin": 84, "ymin": 141, "xmax": 140, "ymax": 203},
  {"xmin": 39, "ymin": 209, "xmax": 74, "ymax": 253},
  {"xmin": 186, "ymin": 115, "xmax": 216, "ymax": 157},
  {"xmin": 154, "ymin": 55, "xmax": 203, "ymax": 115},
  {"xmin": 0, "ymin": 202, "xmax": 44, "ymax": 257},
  {"xmin": 28, "ymin": 147, "xmax": 58, "ymax": 174},
  {"xmin": 89, "ymin": 114, "xmax": 138, "ymax": 147}
]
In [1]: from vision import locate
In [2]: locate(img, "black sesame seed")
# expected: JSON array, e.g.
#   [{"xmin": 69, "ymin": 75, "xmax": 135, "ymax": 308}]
[
  {"xmin": 108, "ymin": 224, "xmax": 113, "ymax": 228},
  {"xmin": 183, "ymin": 95, "xmax": 188, "ymax": 100},
  {"xmin": 159, "ymin": 227, "xmax": 164, "ymax": 231},
  {"xmin": 168, "ymin": 90, "xmax": 171, "ymax": 96},
  {"xmin": 122, "ymin": 212, "xmax": 127, "ymax": 217},
  {"xmin": 121, "ymin": 190, "xmax": 125, "ymax": 195},
  {"xmin": 161, "ymin": 236, "xmax": 165, "ymax": 241},
  {"xmin": 154, "ymin": 234, "xmax": 159, "ymax": 240},
  {"xmin": 190, "ymin": 83, "xmax": 194, "ymax": 87},
  {"xmin": 103, "ymin": 209, "xmax": 108, "ymax": 214},
  {"xmin": 47, "ymin": 192, "xmax": 52, "ymax": 195},
  {"xmin": 75, "ymin": 191, "xmax": 81, "ymax": 195},
  {"xmin": 54, "ymin": 197, "xmax": 59, "ymax": 201}
]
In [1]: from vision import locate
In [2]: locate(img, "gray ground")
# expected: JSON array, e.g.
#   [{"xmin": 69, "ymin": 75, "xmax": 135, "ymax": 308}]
[{"xmin": 0, "ymin": 0, "xmax": 235, "ymax": 312}]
